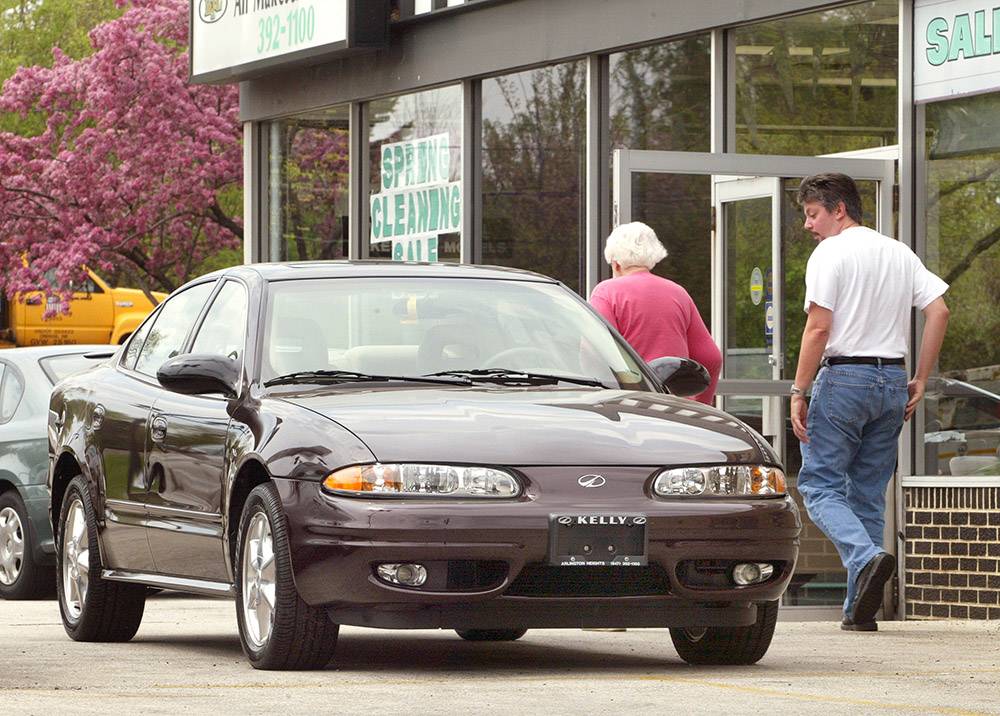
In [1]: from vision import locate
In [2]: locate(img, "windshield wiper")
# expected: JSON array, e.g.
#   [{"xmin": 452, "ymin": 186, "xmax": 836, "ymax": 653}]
[
  {"xmin": 424, "ymin": 368, "xmax": 607, "ymax": 388},
  {"xmin": 264, "ymin": 370, "xmax": 472, "ymax": 387}
]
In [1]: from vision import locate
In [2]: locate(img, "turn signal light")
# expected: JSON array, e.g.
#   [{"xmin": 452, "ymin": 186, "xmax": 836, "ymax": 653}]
[{"xmin": 322, "ymin": 463, "xmax": 520, "ymax": 498}]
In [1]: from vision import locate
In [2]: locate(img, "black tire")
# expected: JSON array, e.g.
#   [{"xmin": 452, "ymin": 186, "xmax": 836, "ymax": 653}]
[
  {"xmin": 234, "ymin": 483, "xmax": 339, "ymax": 670},
  {"xmin": 669, "ymin": 601, "xmax": 779, "ymax": 666},
  {"xmin": 56, "ymin": 476, "xmax": 146, "ymax": 641},
  {"xmin": 0, "ymin": 489, "xmax": 55, "ymax": 600},
  {"xmin": 455, "ymin": 628, "xmax": 528, "ymax": 642}
]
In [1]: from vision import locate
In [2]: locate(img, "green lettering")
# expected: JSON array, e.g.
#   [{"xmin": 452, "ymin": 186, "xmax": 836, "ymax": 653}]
[
  {"xmin": 427, "ymin": 236, "xmax": 439, "ymax": 263},
  {"xmin": 417, "ymin": 189, "xmax": 429, "ymax": 233},
  {"xmin": 381, "ymin": 194, "xmax": 393, "ymax": 238},
  {"xmin": 406, "ymin": 192, "xmax": 417, "ymax": 235},
  {"xmin": 437, "ymin": 187, "xmax": 449, "ymax": 230},
  {"xmin": 381, "ymin": 146, "xmax": 394, "ymax": 190},
  {"xmin": 926, "ymin": 17, "xmax": 950, "ymax": 66},
  {"xmin": 438, "ymin": 139, "xmax": 449, "ymax": 181},
  {"xmin": 404, "ymin": 144, "xmax": 415, "ymax": 187},
  {"xmin": 394, "ymin": 193, "xmax": 406, "ymax": 237},
  {"xmin": 429, "ymin": 187, "xmax": 440, "ymax": 231},
  {"xmin": 370, "ymin": 194, "xmax": 383, "ymax": 241},
  {"xmin": 948, "ymin": 14, "xmax": 975, "ymax": 61},
  {"xmin": 450, "ymin": 184, "xmax": 461, "ymax": 229},
  {"xmin": 974, "ymin": 10, "xmax": 991, "ymax": 56},
  {"xmin": 393, "ymin": 146, "xmax": 405, "ymax": 189},
  {"xmin": 392, "ymin": 241, "xmax": 404, "ymax": 261},
  {"xmin": 993, "ymin": 8, "xmax": 1000, "ymax": 53}
]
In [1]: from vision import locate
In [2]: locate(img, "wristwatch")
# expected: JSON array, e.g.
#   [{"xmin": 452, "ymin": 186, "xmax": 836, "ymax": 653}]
[{"xmin": 790, "ymin": 385, "xmax": 806, "ymax": 397}]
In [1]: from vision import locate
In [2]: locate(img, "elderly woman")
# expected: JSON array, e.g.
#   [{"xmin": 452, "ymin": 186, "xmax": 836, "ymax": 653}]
[{"xmin": 589, "ymin": 221, "xmax": 721, "ymax": 405}]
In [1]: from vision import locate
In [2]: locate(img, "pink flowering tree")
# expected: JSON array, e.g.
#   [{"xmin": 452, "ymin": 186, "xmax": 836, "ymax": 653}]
[{"xmin": 0, "ymin": 0, "xmax": 242, "ymax": 310}]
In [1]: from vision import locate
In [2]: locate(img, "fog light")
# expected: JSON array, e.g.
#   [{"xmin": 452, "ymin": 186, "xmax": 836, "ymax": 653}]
[
  {"xmin": 377, "ymin": 563, "xmax": 428, "ymax": 587},
  {"xmin": 732, "ymin": 562, "xmax": 774, "ymax": 586}
]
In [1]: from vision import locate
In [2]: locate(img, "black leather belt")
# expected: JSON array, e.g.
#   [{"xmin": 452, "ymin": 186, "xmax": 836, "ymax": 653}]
[{"xmin": 823, "ymin": 356, "xmax": 905, "ymax": 367}]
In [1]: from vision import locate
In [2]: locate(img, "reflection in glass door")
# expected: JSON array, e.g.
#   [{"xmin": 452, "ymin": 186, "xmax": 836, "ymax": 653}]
[{"xmin": 611, "ymin": 149, "xmax": 895, "ymax": 614}]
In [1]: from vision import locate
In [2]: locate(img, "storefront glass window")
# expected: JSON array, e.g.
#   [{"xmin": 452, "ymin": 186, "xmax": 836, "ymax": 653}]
[
  {"xmin": 269, "ymin": 106, "xmax": 350, "ymax": 261},
  {"xmin": 367, "ymin": 85, "xmax": 462, "ymax": 262},
  {"xmin": 922, "ymin": 94, "xmax": 1000, "ymax": 477},
  {"xmin": 481, "ymin": 61, "xmax": 586, "ymax": 292},
  {"xmin": 733, "ymin": 0, "xmax": 897, "ymax": 156},
  {"xmin": 609, "ymin": 35, "xmax": 711, "ymax": 319}
]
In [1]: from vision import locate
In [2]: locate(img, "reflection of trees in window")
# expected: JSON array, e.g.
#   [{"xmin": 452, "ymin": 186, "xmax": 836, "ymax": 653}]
[
  {"xmin": 280, "ymin": 114, "xmax": 350, "ymax": 261},
  {"xmin": 482, "ymin": 62, "xmax": 586, "ymax": 292},
  {"xmin": 925, "ymin": 97, "xmax": 1000, "ymax": 380},
  {"xmin": 734, "ymin": 0, "xmax": 897, "ymax": 156},
  {"xmin": 608, "ymin": 37, "xmax": 711, "ymax": 318}
]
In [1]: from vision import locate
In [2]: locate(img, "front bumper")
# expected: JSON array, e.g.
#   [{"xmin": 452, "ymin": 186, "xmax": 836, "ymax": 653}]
[{"xmin": 274, "ymin": 471, "xmax": 801, "ymax": 629}]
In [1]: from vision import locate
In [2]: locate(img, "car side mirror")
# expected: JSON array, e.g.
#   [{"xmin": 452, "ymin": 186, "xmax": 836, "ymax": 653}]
[
  {"xmin": 648, "ymin": 356, "xmax": 710, "ymax": 397},
  {"xmin": 157, "ymin": 353, "xmax": 240, "ymax": 398}
]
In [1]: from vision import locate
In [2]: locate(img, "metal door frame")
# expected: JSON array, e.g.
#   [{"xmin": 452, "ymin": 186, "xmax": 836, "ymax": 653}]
[{"xmin": 612, "ymin": 149, "xmax": 898, "ymax": 619}]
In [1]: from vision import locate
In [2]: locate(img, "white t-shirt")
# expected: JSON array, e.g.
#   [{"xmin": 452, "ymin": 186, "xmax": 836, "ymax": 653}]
[{"xmin": 803, "ymin": 226, "xmax": 948, "ymax": 359}]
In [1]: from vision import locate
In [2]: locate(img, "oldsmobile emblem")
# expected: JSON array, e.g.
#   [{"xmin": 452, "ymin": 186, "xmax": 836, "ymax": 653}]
[{"xmin": 577, "ymin": 474, "xmax": 607, "ymax": 488}]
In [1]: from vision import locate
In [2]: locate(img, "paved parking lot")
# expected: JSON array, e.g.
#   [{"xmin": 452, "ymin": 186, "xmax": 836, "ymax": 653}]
[{"xmin": 1, "ymin": 594, "xmax": 998, "ymax": 715}]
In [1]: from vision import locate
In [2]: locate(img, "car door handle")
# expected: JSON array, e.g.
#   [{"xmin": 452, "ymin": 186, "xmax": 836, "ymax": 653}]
[
  {"xmin": 150, "ymin": 415, "xmax": 168, "ymax": 442},
  {"xmin": 90, "ymin": 405, "xmax": 105, "ymax": 431}
]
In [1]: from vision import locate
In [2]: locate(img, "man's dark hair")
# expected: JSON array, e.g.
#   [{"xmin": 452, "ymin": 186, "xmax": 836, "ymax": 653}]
[{"xmin": 796, "ymin": 173, "xmax": 863, "ymax": 224}]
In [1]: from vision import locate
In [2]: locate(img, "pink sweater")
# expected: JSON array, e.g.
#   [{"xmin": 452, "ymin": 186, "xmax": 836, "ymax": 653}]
[{"xmin": 590, "ymin": 271, "xmax": 721, "ymax": 404}]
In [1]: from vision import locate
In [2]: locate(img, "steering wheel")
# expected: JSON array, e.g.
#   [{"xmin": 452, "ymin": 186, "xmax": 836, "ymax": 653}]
[{"xmin": 484, "ymin": 346, "xmax": 559, "ymax": 369}]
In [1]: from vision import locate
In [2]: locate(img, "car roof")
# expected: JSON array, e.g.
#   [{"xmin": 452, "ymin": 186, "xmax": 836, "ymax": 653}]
[
  {"xmin": 0, "ymin": 344, "xmax": 114, "ymax": 360},
  {"xmin": 201, "ymin": 260, "xmax": 559, "ymax": 284}
]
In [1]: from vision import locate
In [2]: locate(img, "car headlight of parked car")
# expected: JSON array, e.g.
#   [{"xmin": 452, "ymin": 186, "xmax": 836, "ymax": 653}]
[
  {"xmin": 323, "ymin": 463, "xmax": 521, "ymax": 498},
  {"xmin": 653, "ymin": 465, "xmax": 786, "ymax": 497}
]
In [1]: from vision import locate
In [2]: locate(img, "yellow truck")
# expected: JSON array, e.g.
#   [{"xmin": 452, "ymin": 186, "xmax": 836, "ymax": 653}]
[{"xmin": 0, "ymin": 269, "xmax": 165, "ymax": 347}]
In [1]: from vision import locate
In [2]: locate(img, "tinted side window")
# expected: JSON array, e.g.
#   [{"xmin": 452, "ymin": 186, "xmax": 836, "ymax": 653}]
[
  {"xmin": 134, "ymin": 282, "xmax": 215, "ymax": 377},
  {"xmin": 0, "ymin": 366, "xmax": 25, "ymax": 422},
  {"xmin": 191, "ymin": 281, "xmax": 248, "ymax": 363}
]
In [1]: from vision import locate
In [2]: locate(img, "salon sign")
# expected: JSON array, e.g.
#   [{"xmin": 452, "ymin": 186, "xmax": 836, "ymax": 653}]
[
  {"xmin": 915, "ymin": 0, "xmax": 1000, "ymax": 102},
  {"xmin": 369, "ymin": 133, "xmax": 461, "ymax": 262}
]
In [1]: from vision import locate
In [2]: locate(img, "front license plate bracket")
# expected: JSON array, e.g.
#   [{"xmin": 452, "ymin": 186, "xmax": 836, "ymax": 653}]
[{"xmin": 548, "ymin": 514, "xmax": 648, "ymax": 567}]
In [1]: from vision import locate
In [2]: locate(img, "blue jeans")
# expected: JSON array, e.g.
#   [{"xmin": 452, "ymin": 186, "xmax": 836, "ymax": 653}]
[{"xmin": 798, "ymin": 364, "xmax": 908, "ymax": 617}]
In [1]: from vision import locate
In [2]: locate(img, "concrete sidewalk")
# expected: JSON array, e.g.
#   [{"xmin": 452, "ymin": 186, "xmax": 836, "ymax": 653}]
[{"xmin": 1, "ymin": 594, "xmax": 997, "ymax": 715}]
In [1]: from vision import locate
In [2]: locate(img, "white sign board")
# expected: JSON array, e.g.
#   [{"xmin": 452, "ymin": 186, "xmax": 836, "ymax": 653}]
[
  {"xmin": 915, "ymin": 0, "xmax": 1000, "ymax": 103},
  {"xmin": 191, "ymin": 0, "xmax": 348, "ymax": 82},
  {"xmin": 369, "ymin": 133, "xmax": 461, "ymax": 261}
]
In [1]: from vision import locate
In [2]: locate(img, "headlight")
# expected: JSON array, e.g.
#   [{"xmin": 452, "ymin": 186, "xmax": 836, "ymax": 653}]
[
  {"xmin": 322, "ymin": 463, "xmax": 521, "ymax": 498},
  {"xmin": 652, "ymin": 465, "xmax": 786, "ymax": 497}
]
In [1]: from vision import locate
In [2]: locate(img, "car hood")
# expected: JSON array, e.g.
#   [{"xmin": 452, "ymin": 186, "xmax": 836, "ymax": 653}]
[{"xmin": 275, "ymin": 385, "xmax": 773, "ymax": 466}]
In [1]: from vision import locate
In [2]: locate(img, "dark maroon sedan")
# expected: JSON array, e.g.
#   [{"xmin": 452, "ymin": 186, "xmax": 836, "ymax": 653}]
[{"xmin": 48, "ymin": 262, "xmax": 799, "ymax": 670}]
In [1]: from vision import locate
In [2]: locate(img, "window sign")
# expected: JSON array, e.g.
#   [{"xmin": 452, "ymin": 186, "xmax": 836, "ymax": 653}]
[
  {"xmin": 915, "ymin": 0, "xmax": 1000, "ymax": 102},
  {"xmin": 191, "ymin": 0, "xmax": 386, "ymax": 84},
  {"xmin": 369, "ymin": 132, "xmax": 461, "ymax": 262}
]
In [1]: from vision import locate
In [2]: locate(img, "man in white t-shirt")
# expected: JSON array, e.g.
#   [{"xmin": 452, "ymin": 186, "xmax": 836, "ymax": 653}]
[{"xmin": 789, "ymin": 173, "xmax": 949, "ymax": 632}]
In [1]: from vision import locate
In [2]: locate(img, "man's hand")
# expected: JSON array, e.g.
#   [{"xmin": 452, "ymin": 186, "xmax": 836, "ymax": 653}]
[
  {"xmin": 905, "ymin": 378, "xmax": 926, "ymax": 421},
  {"xmin": 791, "ymin": 394, "xmax": 809, "ymax": 443}
]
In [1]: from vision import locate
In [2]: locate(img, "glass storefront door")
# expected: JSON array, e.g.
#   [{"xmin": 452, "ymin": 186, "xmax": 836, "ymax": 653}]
[{"xmin": 613, "ymin": 150, "xmax": 895, "ymax": 614}]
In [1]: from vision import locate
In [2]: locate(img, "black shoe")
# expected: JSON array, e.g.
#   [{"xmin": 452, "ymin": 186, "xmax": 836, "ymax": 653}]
[
  {"xmin": 841, "ymin": 616, "xmax": 877, "ymax": 631},
  {"xmin": 850, "ymin": 552, "xmax": 895, "ymax": 625}
]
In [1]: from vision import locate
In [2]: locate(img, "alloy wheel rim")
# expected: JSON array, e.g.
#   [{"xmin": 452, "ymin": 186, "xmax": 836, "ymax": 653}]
[
  {"xmin": 241, "ymin": 511, "xmax": 276, "ymax": 648},
  {"xmin": 61, "ymin": 499, "xmax": 89, "ymax": 620},
  {"xmin": 0, "ymin": 506, "xmax": 25, "ymax": 586}
]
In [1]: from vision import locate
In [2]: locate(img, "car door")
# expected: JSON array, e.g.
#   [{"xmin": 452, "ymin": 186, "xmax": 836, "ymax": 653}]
[
  {"xmin": 144, "ymin": 279, "xmax": 249, "ymax": 581},
  {"xmin": 98, "ymin": 281, "xmax": 217, "ymax": 572}
]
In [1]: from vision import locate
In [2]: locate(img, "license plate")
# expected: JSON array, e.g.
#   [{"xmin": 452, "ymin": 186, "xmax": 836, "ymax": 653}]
[{"xmin": 548, "ymin": 514, "xmax": 648, "ymax": 566}]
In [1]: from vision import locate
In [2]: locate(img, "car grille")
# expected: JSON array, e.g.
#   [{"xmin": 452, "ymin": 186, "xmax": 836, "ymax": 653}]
[{"xmin": 505, "ymin": 563, "xmax": 672, "ymax": 598}]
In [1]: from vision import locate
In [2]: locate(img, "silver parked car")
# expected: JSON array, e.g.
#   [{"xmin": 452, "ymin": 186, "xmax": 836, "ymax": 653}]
[{"xmin": 0, "ymin": 345, "xmax": 112, "ymax": 599}]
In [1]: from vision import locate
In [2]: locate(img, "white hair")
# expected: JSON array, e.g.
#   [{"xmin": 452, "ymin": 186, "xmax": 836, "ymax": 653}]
[{"xmin": 603, "ymin": 221, "xmax": 668, "ymax": 269}]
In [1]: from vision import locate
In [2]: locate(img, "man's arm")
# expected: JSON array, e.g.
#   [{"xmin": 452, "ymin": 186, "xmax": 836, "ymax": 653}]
[
  {"xmin": 906, "ymin": 297, "xmax": 950, "ymax": 421},
  {"xmin": 790, "ymin": 304, "xmax": 833, "ymax": 443}
]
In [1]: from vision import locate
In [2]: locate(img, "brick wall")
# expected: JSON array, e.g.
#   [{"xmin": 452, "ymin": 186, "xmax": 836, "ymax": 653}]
[{"xmin": 904, "ymin": 486, "xmax": 1000, "ymax": 619}]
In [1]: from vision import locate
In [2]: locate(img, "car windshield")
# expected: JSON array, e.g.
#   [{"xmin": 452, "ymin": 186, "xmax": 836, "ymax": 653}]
[
  {"xmin": 39, "ymin": 353, "xmax": 103, "ymax": 385},
  {"xmin": 261, "ymin": 277, "xmax": 651, "ymax": 390}
]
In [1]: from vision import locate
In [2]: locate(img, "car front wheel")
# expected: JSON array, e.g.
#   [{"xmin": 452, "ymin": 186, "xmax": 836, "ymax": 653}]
[
  {"xmin": 669, "ymin": 600, "xmax": 779, "ymax": 665},
  {"xmin": 56, "ymin": 476, "xmax": 146, "ymax": 641},
  {"xmin": 235, "ymin": 483, "xmax": 339, "ymax": 670}
]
